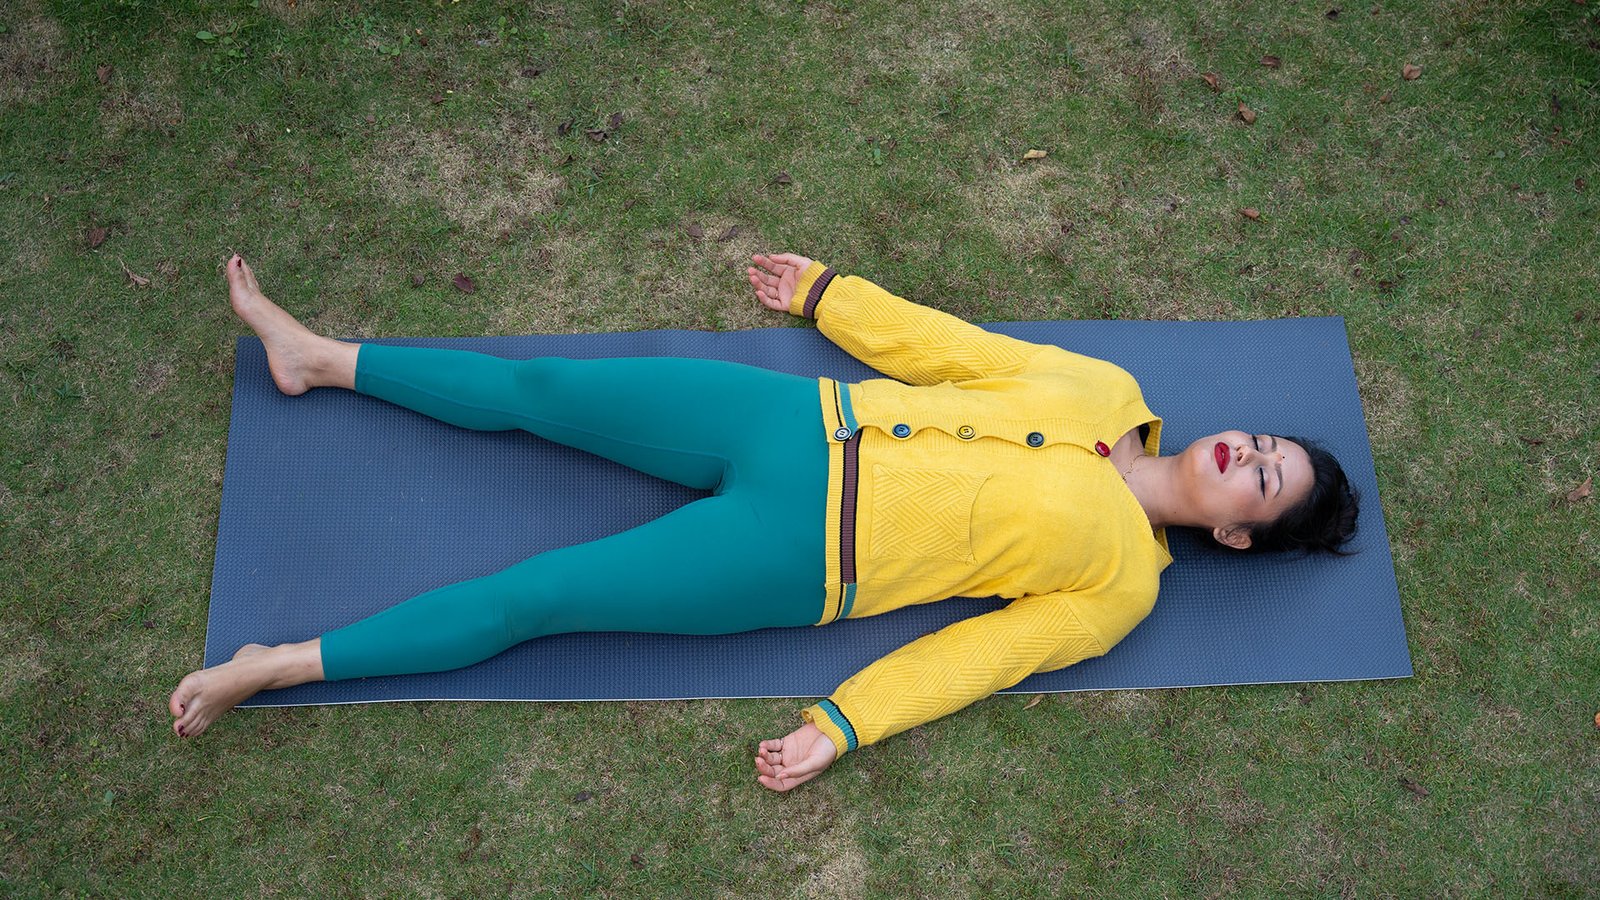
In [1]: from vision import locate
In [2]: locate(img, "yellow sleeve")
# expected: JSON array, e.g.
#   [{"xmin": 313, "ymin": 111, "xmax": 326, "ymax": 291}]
[
  {"xmin": 786, "ymin": 261, "xmax": 1058, "ymax": 386},
  {"xmin": 798, "ymin": 592, "xmax": 1108, "ymax": 758}
]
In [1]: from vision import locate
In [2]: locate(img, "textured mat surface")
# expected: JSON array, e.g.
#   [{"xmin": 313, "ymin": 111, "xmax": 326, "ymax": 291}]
[{"xmin": 206, "ymin": 319, "xmax": 1410, "ymax": 706}]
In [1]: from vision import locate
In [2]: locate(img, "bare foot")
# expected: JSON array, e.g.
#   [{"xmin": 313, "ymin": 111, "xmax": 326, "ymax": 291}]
[
  {"xmin": 224, "ymin": 254, "xmax": 335, "ymax": 395},
  {"xmin": 168, "ymin": 643, "xmax": 277, "ymax": 738}
]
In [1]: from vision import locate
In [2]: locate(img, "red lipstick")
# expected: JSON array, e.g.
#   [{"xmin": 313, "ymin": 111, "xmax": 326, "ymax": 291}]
[{"xmin": 1214, "ymin": 442, "xmax": 1229, "ymax": 473}]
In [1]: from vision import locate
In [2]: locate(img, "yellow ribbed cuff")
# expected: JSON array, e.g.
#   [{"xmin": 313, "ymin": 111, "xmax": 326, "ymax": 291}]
[
  {"xmin": 801, "ymin": 701, "xmax": 855, "ymax": 758},
  {"xmin": 787, "ymin": 260, "xmax": 836, "ymax": 318}
]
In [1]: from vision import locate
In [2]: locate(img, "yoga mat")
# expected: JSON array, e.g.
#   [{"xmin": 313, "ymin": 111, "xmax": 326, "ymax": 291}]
[{"xmin": 206, "ymin": 319, "xmax": 1410, "ymax": 706}]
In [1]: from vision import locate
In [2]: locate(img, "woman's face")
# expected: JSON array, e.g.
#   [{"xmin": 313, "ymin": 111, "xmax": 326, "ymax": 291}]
[{"xmin": 1176, "ymin": 430, "xmax": 1315, "ymax": 548}]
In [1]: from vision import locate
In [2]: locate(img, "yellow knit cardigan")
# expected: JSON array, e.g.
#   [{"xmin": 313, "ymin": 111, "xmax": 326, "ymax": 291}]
[{"xmin": 788, "ymin": 261, "xmax": 1173, "ymax": 758}]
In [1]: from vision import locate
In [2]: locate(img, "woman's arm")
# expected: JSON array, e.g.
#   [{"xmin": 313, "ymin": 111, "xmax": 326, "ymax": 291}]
[{"xmin": 748, "ymin": 253, "xmax": 1065, "ymax": 386}]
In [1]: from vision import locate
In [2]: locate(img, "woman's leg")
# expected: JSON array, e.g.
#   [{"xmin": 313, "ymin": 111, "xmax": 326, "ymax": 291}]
[{"xmin": 352, "ymin": 346, "xmax": 813, "ymax": 491}]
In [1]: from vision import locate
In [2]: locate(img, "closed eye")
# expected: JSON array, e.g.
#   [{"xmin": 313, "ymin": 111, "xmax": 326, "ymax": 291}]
[{"xmin": 1253, "ymin": 435, "xmax": 1265, "ymax": 497}]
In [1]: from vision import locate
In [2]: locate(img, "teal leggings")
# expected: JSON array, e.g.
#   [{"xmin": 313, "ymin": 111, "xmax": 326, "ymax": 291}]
[{"xmin": 318, "ymin": 344, "xmax": 828, "ymax": 682}]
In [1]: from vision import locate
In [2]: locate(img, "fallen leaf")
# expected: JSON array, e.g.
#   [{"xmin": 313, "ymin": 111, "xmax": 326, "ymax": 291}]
[
  {"xmin": 411, "ymin": 274, "xmax": 424, "ymax": 287},
  {"xmin": 1261, "ymin": 54, "xmax": 1282, "ymax": 68},
  {"xmin": 1021, "ymin": 149, "xmax": 1048, "ymax": 161},
  {"xmin": 96, "ymin": 64, "xmax": 112, "ymax": 84},
  {"xmin": 1023, "ymin": 694, "xmax": 1044, "ymax": 710},
  {"xmin": 608, "ymin": 111, "xmax": 624, "ymax": 129},
  {"xmin": 685, "ymin": 223, "xmax": 704, "ymax": 239},
  {"xmin": 772, "ymin": 171, "xmax": 793, "ymax": 185},
  {"xmin": 457, "ymin": 826, "xmax": 483, "ymax": 862},
  {"xmin": 417, "ymin": 34, "xmax": 428, "ymax": 47},
  {"xmin": 557, "ymin": 119, "xmax": 574, "ymax": 136},
  {"xmin": 1240, "ymin": 207, "xmax": 1261, "ymax": 220},
  {"xmin": 1378, "ymin": 279, "xmax": 1395, "ymax": 292},
  {"xmin": 1326, "ymin": 7, "xmax": 1342, "ymax": 18},
  {"xmin": 1201, "ymin": 71, "xmax": 1220, "ymax": 92},
  {"xmin": 430, "ymin": 94, "xmax": 444, "ymax": 104},
  {"xmin": 556, "ymin": 153, "xmax": 574, "ymax": 167},
  {"xmin": 1517, "ymin": 435, "xmax": 1545, "ymax": 446},
  {"xmin": 1568, "ymin": 477, "xmax": 1593, "ymax": 503},
  {"xmin": 1576, "ymin": 176, "xmax": 1586, "ymax": 192},
  {"xmin": 1379, "ymin": 91, "xmax": 1393, "ymax": 104},
  {"xmin": 87, "ymin": 226, "xmax": 108, "ymax": 249},
  {"xmin": 630, "ymin": 853, "xmax": 646, "ymax": 869},
  {"xmin": 1399, "ymin": 777, "xmax": 1429, "ymax": 797},
  {"xmin": 116, "ymin": 257, "xmax": 150, "ymax": 287},
  {"xmin": 1402, "ymin": 63, "xmax": 1422, "ymax": 80},
  {"xmin": 572, "ymin": 790, "xmax": 593, "ymax": 803},
  {"xmin": 716, "ymin": 224, "xmax": 741, "ymax": 242},
  {"xmin": 520, "ymin": 65, "xmax": 543, "ymax": 77},
  {"xmin": 1236, "ymin": 101, "xmax": 1257, "ymax": 124},
  {"xmin": 452, "ymin": 273, "xmax": 476, "ymax": 294},
  {"xmin": 584, "ymin": 128, "xmax": 607, "ymax": 142}
]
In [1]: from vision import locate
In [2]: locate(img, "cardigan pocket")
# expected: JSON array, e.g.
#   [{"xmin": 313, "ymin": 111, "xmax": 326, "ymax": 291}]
[{"xmin": 866, "ymin": 465, "xmax": 990, "ymax": 562}]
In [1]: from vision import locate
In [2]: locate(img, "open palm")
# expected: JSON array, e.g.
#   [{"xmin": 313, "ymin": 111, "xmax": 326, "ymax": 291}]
[{"xmin": 747, "ymin": 253, "xmax": 814, "ymax": 313}]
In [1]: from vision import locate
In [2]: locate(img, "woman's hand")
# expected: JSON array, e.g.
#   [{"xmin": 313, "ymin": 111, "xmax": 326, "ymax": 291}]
[
  {"xmin": 754, "ymin": 722, "xmax": 837, "ymax": 792},
  {"xmin": 747, "ymin": 253, "xmax": 815, "ymax": 313}
]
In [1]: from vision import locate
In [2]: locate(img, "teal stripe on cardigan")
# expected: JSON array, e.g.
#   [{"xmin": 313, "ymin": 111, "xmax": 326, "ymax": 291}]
[
  {"xmin": 818, "ymin": 699, "xmax": 858, "ymax": 751},
  {"xmin": 839, "ymin": 383, "xmax": 858, "ymax": 433}
]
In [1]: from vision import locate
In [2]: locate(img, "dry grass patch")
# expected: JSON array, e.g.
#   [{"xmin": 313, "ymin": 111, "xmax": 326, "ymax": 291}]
[
  {"xmin": 0, "ymin": 620, "xmax": 47, "ymax": 704},
  {"xmin": 0, "ymin": 4, "xmax": 64, "ymax": 108},
  {"xmin": 98, "ymin": 67, "xmax": 183, "ymax": 142},
  {"xmin": 368, "ymin": 114, "xmax": 564, "ymax": 237}
]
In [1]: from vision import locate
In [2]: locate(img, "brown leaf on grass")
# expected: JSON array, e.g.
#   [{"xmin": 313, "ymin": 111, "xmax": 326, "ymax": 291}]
[
  {"xmin": 452, "ymin": 273, "xmax": 476, "ymax": 294},
  {"xmin": 630, "ymin": 853, "xmax": 646, "ymax": 869},
  {"xmin": 716, "ymin": 224, "xmax": 741, "ymax": 242},
  {"xmin": 1379, "ymin": 91, "xmax": 1393, "ymax": 104},
  {"xmin": 1240, "ymin": 207, "xmax": 1261, "ymax": 220},
  {"xmin": 1260, "ymin": 54, "xmax": 1282, "ymax": 68},
  {"xmin": 96, "ymin": 64, "xmax": 112, "ymax": 84},
  {"xmin": 1398, "ymin": 777, "xmax": 1429, "ymax": 797},
  {"xmin": 1402, "ymin": 63, "xmax": 1422, "ymax": 80},
  {"xmin": 1201, "ymin": 72, "xmax": 1220, "ymax": 92},
  {"xmin": 771, "ymin": 171, "xmax": 793, "ymax": 185},
  {"xmin": 584, "ymin": 128, "xmax": 608, "ymax": 142},
  {"xmin": 117, "ymin": 257, "xmax": 150, "ymax": 287},
  {"xmin": 608, "ymin": 111, "xmax": 624, "ymax": 129},
  {"xmin": 1236, "ymin": 102, "xmax": 1257, "ymax": 124},
  {"xmin": 1378, "ymin": 279, "xmax": 1395, "ymax": 292},
  {"xmin": 685, "ymin": 223, "xmax": 704, "ymax": 239},
  {"xmin": 1517, "ymin": 435, "xmax": 1545, "ymax": 446},
  {"xmin": 1023, "ymin": 694, "xmax": 1044, "ymax": 710},
  {"xmin": 1021, "ymin": 149, "xmax": 1048, "ymax": 161},
  {"xmin": 1567, "ymin": 477, "xmax": 1593, "ymax": 503},
  {"xmin": 557, "ymin": 119, "xmax": 574, "ymax": 136},
  {"xmin": 1576, "ymin": 176, "xmax": 1587, "ymax": 192},
  {"xmin": 87, "ymin": 226, "xmax": 108, "ymax": 249}
]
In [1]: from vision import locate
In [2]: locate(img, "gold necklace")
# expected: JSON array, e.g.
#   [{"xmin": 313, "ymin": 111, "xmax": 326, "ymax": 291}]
[{"xmin": 1121, "ymin": 454, "xmax": 1144, "ymax": 480}]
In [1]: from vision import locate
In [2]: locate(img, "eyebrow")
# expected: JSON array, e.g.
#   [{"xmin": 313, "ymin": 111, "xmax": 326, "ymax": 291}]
[{"xmin": 1272, "ymin": 435, "xmax": 1282, "ymax": 498}]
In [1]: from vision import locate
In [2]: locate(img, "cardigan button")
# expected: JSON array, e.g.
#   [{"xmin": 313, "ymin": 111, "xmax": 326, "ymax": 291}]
[
  {"xmin": 1026, "ymin": 431, "xmax": 1045, "ymax": 447},
  {"xmin": 892, "ymin": 423, "xmax": 911, "ymax": 438},
  {"xmin": 1095, "ymin": 441, "xmax": 1111, "ymax": 457},
  {"xmin": 957, "ymin": 425, "xmax": 975, "ymax": 440},
  {"xmin": 833, "ymin": 427, "xmax": 852, "ymax": 441}
]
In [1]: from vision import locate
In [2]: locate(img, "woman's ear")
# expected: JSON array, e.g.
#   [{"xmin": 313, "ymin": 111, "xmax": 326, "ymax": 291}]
[{"xmin": 1213, "ymin": 523, "xmax": 1254, "ymax": 550}]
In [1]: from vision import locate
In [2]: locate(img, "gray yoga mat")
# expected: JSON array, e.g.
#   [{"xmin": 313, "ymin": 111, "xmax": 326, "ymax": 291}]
[{"xmin": 206, "ymin": 319, "xmax": 1410, "ymax": 706}]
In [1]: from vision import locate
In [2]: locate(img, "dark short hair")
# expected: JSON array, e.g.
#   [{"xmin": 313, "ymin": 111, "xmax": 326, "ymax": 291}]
[{"xmin": 1225, "ymin": 435, "xmax": 1361, "ymax": 556}]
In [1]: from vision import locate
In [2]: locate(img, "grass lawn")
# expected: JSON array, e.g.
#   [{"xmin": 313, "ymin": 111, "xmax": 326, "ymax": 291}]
[{"xmin": 2, "ymin": 0, "xmax": 1596, "ymax": 896}]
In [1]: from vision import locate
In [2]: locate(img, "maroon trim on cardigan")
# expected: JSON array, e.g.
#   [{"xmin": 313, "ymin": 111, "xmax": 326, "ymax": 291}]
[
  {"xmin": 840, "ymin": 432, "xmax": 860, "ymax": 584},
  {"xmin": 803, "ymin": 268, "xmax": 837, "ymax": 319}
]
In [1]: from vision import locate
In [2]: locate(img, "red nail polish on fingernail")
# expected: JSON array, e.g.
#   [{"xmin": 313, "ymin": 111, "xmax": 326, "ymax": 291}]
[{"xmin": 178, "ymin": 726, "xmax": 186, "ymax": 736}]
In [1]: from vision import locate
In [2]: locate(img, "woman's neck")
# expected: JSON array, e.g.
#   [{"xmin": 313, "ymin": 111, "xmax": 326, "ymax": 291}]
[{"xmin": 1122, "ymin": 454, "xmax": 1199, "ymax": 532}]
